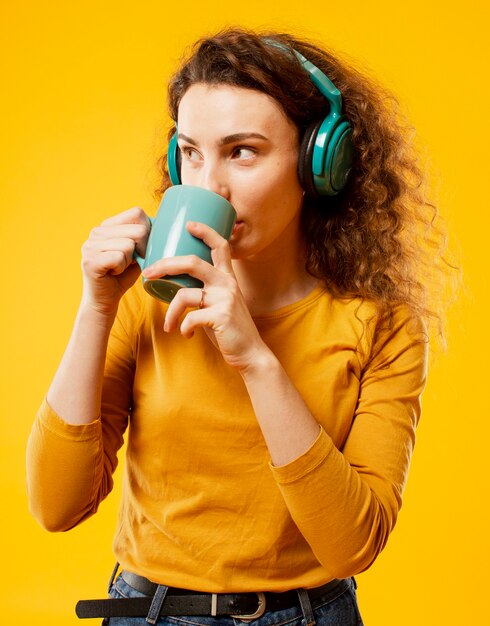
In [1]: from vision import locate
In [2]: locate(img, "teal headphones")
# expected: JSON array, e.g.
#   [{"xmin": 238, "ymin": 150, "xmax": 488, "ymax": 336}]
[{"xmin": 167, "ymin": 42, "xmax": 354, "ymax": 197}]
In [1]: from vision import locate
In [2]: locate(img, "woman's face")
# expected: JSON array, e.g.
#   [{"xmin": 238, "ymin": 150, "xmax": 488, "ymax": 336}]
[{"xmin": 176, "ymin": 83, "xmax": 305, "ymax": 261}]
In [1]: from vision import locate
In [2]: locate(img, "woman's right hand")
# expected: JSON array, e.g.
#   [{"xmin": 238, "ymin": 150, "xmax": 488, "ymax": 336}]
[{"xmin": 80, "ymin": 207, "xmax": 151, "ymax": 317}]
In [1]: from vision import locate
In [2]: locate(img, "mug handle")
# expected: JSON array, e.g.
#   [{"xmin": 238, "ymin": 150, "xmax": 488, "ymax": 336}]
[{"xmin": 133, "ymin": 216, "xmax": 155, "ymax": 271}]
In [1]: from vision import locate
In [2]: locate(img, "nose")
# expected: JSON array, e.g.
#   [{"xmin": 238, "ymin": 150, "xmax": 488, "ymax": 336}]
[{"xmin": 198, "ymin": 163, "xmax": 231, "ymax": 201}]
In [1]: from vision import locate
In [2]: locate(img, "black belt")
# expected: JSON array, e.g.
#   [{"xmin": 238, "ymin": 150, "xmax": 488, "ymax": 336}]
[{"xmin": 76, "ymin": 570, "xmax": 349, "ymax": 620}]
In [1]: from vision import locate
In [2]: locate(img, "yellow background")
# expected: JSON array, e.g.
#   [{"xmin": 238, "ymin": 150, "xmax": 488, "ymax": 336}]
[{"xmin": 1, "ymin": 1, "xmax": 488, "ymax": 624}]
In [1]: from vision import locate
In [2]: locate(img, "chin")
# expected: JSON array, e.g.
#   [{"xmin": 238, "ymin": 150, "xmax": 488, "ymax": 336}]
[{"xmin": 229, "ymin": 244, "xmax": 248, "ymax": 261}]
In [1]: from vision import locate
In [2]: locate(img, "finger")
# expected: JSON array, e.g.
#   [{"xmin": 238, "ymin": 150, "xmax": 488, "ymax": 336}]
[
  {"xmin": 101, "ymin": 207, "xmax": 150, "ymax": 228},
  {"xmin": 142, "ymin": 254, "xmax": 215, "ymax": 284},
  {"xmin": 89, "ymin": 224, "xmax": 149, "ymax": 240},
  {"xmin": 178, "ymin": 308, "xmax": 214, "ymax": 339},
  {"xmin": 84, "ymin": 236, "xmax": 137, "ymax": 258},
  {"xmin": 82, "ymin": 238, "xmax": 138, "ymax": 275},
  {"xmin": 185, "ymin": 221, "xmax": 234, "ymax": 272},
  {"xmin": 89, "ymin": 223, "xmax": 150, "ymax": 258},
  {"xmin": 164, "ymin": 287, "xmax": 204, "ymax": 333},
  {"xmin": 82, "ymin": 249, "xmax": 134, "ymax": 278}
]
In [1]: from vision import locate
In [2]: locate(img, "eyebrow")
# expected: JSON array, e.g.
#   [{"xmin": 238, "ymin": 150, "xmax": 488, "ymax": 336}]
[{"xmin": 177, "ymin": 132, "xmax": 268, "ymax": 147}]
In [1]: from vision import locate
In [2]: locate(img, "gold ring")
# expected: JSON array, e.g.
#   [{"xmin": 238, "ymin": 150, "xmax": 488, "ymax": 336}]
[{"xmin": 199, "ymin": 288, "xmax": 205, "ymax": 309}]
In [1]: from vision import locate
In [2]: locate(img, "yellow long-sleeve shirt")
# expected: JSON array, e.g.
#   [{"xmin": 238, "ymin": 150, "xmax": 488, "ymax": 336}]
[{"xmin": 26, "ymin": 282, "xmax": 427, "ymax": 592}]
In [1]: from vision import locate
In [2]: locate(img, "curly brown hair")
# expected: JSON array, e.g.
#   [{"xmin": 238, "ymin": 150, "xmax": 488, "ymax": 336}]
[{"xmin": 156, "ymin": 28, "xmax": 454, "ymax": 342}]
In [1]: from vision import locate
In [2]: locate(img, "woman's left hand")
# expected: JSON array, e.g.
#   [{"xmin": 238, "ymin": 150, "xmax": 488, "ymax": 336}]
[{"xmin": 141, "ymin": 221, "xmax": 268, "ymax": 372}]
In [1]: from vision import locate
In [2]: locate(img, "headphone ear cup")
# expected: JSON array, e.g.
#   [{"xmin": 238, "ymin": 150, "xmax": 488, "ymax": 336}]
[
  {"xmin": 298, "ymin": 120, "xmax": 323, "ymax": 198},
  {"xmin": 300, "ymin": 117, "xmax": 354, "ymax": 197},
  {"xmin": 167, "ymin": 132, "xmax": 181, "ymax": 185},
  {"xmin": 327, "ymin": 121, "xmax": 354, "ymax": 194}
]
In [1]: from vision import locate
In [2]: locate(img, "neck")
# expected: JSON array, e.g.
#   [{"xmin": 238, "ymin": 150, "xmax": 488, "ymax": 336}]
[{"xmin": 232, "ymin": 240, "xmax": 319, "ymax": 317}]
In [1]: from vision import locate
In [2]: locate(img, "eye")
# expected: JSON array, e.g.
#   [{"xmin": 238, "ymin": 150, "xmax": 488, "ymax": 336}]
[
  {"xmin": 180, "ymin": 146, "xmax": 201, "ymax": 162},
  {"xmin": 231, "ymin": 146, "xmax": 256, "ymax": 160}
]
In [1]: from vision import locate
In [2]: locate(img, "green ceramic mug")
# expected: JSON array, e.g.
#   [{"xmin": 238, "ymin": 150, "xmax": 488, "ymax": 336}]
[{"xmin": 134, "ymin": 185, "xmax": 237, "ymax": 303}]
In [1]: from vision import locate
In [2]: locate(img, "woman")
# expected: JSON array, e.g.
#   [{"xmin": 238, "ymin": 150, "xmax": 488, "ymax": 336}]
[{"xmin": 27, "ymin": 28, "xmax": 445, "ymax": 625}]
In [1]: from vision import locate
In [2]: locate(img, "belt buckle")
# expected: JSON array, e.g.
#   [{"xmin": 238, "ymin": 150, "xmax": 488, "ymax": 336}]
[{"xmin": 230, "ymin": 592, "xmax": 266, "ymax": 622}]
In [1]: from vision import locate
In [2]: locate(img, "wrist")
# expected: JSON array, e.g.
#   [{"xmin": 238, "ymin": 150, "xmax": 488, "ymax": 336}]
[
  {"xmin": 238, "ymin": 346, "xmax": 280, "ymax": 380},
  {"xmin": 77, "ymin": 298, "xmax": 118, "ymax": 331}
]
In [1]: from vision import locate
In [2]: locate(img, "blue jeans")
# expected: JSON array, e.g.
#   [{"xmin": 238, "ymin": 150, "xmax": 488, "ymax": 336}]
[{"xmin": 103, "ymin": 573, "xmax": 364, "ymax": 626}]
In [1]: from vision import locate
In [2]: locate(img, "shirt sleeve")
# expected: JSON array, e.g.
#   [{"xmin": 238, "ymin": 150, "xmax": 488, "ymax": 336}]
[
  {"xmin": 269, "ymin": 307, "xmax": 428, "ymax": 579},
  {"xmin": 26, "ymin": 291, "xmax": 139, "ymax": 532}
]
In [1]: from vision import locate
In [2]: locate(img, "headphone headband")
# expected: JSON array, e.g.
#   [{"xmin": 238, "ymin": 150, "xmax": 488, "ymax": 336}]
[{"xmin": 263, "ymin": 40, "xmax": 343, "ymax": 116}]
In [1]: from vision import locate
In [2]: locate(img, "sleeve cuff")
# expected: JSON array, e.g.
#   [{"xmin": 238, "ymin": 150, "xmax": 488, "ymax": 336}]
[{"xmin": 269, "ymin": 427, "xmax": 333, "ymax": 484}]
